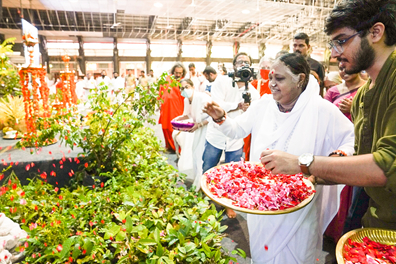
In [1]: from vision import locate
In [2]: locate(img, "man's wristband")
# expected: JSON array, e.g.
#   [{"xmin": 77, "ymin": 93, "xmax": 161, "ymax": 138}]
[
  {"xmin": 328, "ymin": 150, "xmax": 347, "ymax": 157},
  {"xmin": 213, "ymin": 111, "xmax": 226, "ymax": 125}
]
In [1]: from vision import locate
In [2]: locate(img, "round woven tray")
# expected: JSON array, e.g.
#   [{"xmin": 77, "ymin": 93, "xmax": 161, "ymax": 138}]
[
  {"xmin": 201, "ymin": 162, "xmax": 315, "ymax": 215},
  {"xmin": 336, "ymin": 228, "xmax": 396, "ymax": 264}
]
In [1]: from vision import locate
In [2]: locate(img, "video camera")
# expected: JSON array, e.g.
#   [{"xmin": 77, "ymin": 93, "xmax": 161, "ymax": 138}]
[
  {"xmin": 228, "ymin": 66, "xmax": 256, "ymax": 104},
  {"xmin": 228, "ymin": 66, "xmax": 255, "ymax": 82}
]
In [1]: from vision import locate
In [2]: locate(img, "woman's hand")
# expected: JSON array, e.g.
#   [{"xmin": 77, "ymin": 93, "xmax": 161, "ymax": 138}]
[
  {"xmin": 339, "ymin": 97, "xmax": 353, "ymax": 114},
  {"xmin": 203, "ymin": 101, "xmax": 225, "ymax": 120},
  {"xmin": 188, "ymin": 123, "xmax": 200, "ymax": 133},
  {"xmin": 260, "ymin": 149, "xmax": 300, "ymax": 175}
]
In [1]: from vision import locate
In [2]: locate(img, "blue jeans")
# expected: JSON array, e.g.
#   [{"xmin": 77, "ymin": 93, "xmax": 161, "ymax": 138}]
[{"xmin": 202, "ymin": 140, "xmax": 243, "ymax": 173}]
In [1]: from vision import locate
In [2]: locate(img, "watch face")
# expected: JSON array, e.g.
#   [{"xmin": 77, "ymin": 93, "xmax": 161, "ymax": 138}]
[{"xmin": 299, "ymin": 153, "xmax": 313, "ymax": 164}]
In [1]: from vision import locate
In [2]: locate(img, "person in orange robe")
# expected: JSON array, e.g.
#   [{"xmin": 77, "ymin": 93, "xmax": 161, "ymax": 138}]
[
  {"xmin": 244, "ymin": 68, "xmax": 272, "ymax": 161},
  {"xmin": 158, "ymin": 62, "xmax": 186, "ymax": 152}
]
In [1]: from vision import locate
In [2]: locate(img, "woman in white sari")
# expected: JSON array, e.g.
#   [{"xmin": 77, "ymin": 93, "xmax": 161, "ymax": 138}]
[
  {"xmin": 204, "ymin": 53, "xmax": 355, "ymax": 263},
  {"xmin": 174, "ymin": 79, "xmax": 211, "ymax": 191}
]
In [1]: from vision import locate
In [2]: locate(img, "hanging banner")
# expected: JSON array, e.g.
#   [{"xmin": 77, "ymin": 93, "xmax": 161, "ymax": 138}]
[{"xmin": 21, "ymin": 19, "xmax": 40, "ymax": 67}]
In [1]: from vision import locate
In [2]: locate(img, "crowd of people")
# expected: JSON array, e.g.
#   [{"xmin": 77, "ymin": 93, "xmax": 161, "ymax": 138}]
[{"xmin": 156, "ymin": 0, "xmax": 396, "ymax": 263}]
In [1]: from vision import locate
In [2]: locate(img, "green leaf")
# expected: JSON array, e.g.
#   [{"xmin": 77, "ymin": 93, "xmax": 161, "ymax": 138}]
[
  {"xmin": 72, "ymin": 244, "xmax": 81, "ymax": 260},
  {"xmin": 125, "ymin": 216, "xmax": 133, "ymax": 233},
  {"xmin": 156, "ymin": 243, "xmax": 164, "ymax": 257},
  {"xmin": 139, "ymin": 238, "xmax": 157, "ymax": 246},
  {"xmin": 116, "ymin": 231, "xmax": 126, "ymax": 241},
  {"xmin": 83, "ymin": 238, "xmax": 94, "ymax": 255},
  {"xmin": 153, "ymin": 227, "xmax": 160, "ymax": 244},
  {"xmin": 60, "ymin": 237, "xmax": 74, "ymax": 258},
  {"xmin": 185, "ymin": 242, "xmax": 196, "ymax": 252},
  {"xmin": 232, "ymin": 248, "xmax": 247, "ymax": 258},
  {"xmin": 202, "ymin": 233, "xmax": 215, "ymax": 243}
]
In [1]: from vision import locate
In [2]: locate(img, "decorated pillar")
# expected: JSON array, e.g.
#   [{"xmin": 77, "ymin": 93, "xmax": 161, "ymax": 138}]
[
  {"xmin": 177, "ymin": 39, "xmax": 182, "ymax": 61},
  {"xmin": 113, "ymin": 37, "xmax": 119, "ymax": 74},
  {"xmin": 233, "ymin": 41, "xmax": 240, "ymax": 56},
  {"xmin": 77, "ymin": 36, "xmax": 86, "ymax": 75},
  {"xmin": 259, "ymin": 42, "xmax": 266, "ymax": 59},
  {"xmin": 146, "ymin": 38, "xmax": 152, "ymax": 74},
  {"xmin": 206, "ymin": 40, "xmax": 212, "ymax": 66}
]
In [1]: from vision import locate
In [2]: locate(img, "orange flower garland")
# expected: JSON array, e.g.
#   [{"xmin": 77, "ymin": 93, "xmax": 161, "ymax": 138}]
[{"xmin": 19, "ymin": 67, "xmax": 50, "ymax": 140}]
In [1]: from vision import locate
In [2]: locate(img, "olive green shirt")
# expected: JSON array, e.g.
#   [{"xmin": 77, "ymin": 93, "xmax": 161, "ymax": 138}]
[{"xmin": 351, "ymin": 50, "xmax": 396, "ymax": 230}]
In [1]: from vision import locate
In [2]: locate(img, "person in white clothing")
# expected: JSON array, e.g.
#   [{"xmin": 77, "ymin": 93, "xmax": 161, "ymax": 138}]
[
  {"xmin": 186, "ymin": 63, "xmax": 206, "ymax": 92},
  {"xmin": 202, "ymin": 52, "xmax": 260, "ymax": 218},
  {"xmin": 204, "ymin": 53, "xmax": 355, "ymax": 264},
  {"xmin": 83, "ymin": 73, "xmax": 96, "ymax": 102},
  {"xmin": 96, "ymin": 70, "xmax": 111, "ymax": 87},
  {"xmin": 173, "ymin": 78, "xmax": 212, "ymax": 191}
]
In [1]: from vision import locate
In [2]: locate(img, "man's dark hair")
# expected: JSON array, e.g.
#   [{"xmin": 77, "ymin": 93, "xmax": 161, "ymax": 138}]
[
  {"xmin": 203, "ymin": 66, "xmax": 217, "ymax": 75},
  {"xmin": 278, "ymin": 53, "xmax": 310, "ymax": 91},
  {"xmin": 171, "ymin": 62, "xmax": 187, "ymax": 77},
  {"xmin": 325, "ymin": 0, "xmax": 396, "ymax": 46},
  {"xmin": 293, "ymin": 32, "xmax": 310, "ymax": 46},
  {"xmin": 188, "ymin": 63, "xmax": 195, "ymax": 68},
  {"xmin": 141, "ymin": 70, "xmax": 145, "ymax": 74},
  {"xmin": 113, "ymin": 72, "xmax": 118, "ymax": 75},
  {"xmin": 232, "ymin": 52, "xmax": 252, "ymax": 66},
  {"xmin": 221, "ymin": 65, "xmax": 227, "ymax": 74}
]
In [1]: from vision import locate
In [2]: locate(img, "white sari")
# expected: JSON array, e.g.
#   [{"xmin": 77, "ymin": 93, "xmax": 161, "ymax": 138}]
[
  {"xmin": 218, "ymin": 75, "xmax": 355, "ymax": 263},
  {"xmin": 178, "ymin": 92, "xmax": 212, "ymax": 191}
]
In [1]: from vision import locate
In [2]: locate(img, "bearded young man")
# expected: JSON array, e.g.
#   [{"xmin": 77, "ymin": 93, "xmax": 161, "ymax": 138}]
[{"xmin": 260, "ymin": 0, "xmax": 396, "ymax": 231}]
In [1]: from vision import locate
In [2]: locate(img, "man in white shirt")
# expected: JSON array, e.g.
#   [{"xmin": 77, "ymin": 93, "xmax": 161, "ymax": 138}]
[
  {"xmin": 186, "ymin": 63, "xmax": 206, "ymax": 92},
  {"xmin": 202, "ymin": 52, "xmax": 260, "ymax": 217},
  {"xmin": 83, "ymin": 73, "xmax": 96, "ymax": 102},
  {"xmin": 96, "ymin": 70, "xmax": 111, "ymax": 87},
  {"xmin": 202, "ymin": 66, "xmax": 218, "ymax": 94}
]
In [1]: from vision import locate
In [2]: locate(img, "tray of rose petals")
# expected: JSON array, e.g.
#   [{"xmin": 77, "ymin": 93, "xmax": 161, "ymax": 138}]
[
  {"xmin": 201, "ymin": 161, "xmax": 316, "ymax": 215},
  {"xmin": 336, "ymin": 228, "xmax": 396, "ymax": 264},
  {"xmin": 171, "ymin": 119, "xmax": 195, "ymax": 132}
]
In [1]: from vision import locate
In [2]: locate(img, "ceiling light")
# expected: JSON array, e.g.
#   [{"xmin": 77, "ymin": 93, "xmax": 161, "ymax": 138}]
[
  {"xmin": 154, "ymin": 2, "xmax": 163, "ymax": 8},
  {"xmin": 242, "ymin": 9, "xmax": 250, "ymax": 14}
]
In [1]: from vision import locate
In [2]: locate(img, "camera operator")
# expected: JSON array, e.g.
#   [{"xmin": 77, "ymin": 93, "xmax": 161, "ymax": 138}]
[{"xmin": 202, "ymin": 52, "xmax": 260, "ymax": 218}]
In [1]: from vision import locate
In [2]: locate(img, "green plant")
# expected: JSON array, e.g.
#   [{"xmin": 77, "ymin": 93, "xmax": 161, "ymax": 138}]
[
  {"xmin": 0, "ymin": 146, "xmax": 244, "ymax": 263},
  {"xmin": 0, "ymin": 38, "xmax": 22, "ymax": 97},
  {"xmin": 0, "ymin": 73, "xmax": 246, "ymax": 263}
]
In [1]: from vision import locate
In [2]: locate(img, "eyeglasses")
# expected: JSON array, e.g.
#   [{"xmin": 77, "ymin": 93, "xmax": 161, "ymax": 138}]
[
  {"xmin": 327, "ymin": 31, "xmax": 362, "ymax": 54},
  {"xmin": 180, "ymin": 85, "xmax": 190, "ymax": 90},
  {"xmin": 235, "ymin": 60, "xmax": 250, "ymax": 66}
]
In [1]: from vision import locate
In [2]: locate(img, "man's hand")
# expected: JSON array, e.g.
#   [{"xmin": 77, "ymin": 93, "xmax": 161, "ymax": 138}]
[
  {"xmin": 238, "ymin": 102, "xmax": 250, "ymax": 112},
  {"xmin": 203, "ymin": 101, "xmax": 225, "ymax": 120},
  {"xmin": 339, "ymin": 97, "xmax": 353, "ymax": 114},
  {"xmin": 260, "ymin": 149, "xmax": 300, "ymax": 175}
]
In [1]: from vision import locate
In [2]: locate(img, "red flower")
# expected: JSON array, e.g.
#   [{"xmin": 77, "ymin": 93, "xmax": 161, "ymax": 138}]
[
  {"xmin": 25, "ymin": 164, "xmax": 30, "ymax": 171},
  {"xmin": 64, "ymin": 136, "xmax": 68, "ymax": 140},
  {"xmin": 56, "ymin": 244, "xmax": 63, "ymax": 252},
  {"xmin": 59, "ymin": 195, "xmax": 63, "ymax": 200},
  {"xmin": 84, "ymin": 162, "xmax": 88, "ymax": 168},
  {"xmin": 101, "ymin": 220, "xmax": 105, "ymax": 224},
  {"xmin": 264, "ymin": 245, "xmax": 268, "ymax": 251},
  {"xmin": 122, "ymin": 219, "xmax": 126, "ymax": 224},
  {"xmin": 101, "ymin": 182, "xmax": 104, "ymax": 188},
  {"xmin": 34, "ymin": 205, "xmax": 38, "ymax": 210},
  {"xmin": 54, "ymin": 187, "xmax": 59, "ymax": 192},
  {"xmin": 82, "ymin": 250, "xmax": 86, "ymax": 254}
]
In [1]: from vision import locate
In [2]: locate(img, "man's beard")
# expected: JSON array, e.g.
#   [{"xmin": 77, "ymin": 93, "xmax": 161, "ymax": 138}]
[{"xmin": 341, "ymin": 37, "xmax": 375, "ymax": 74}]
